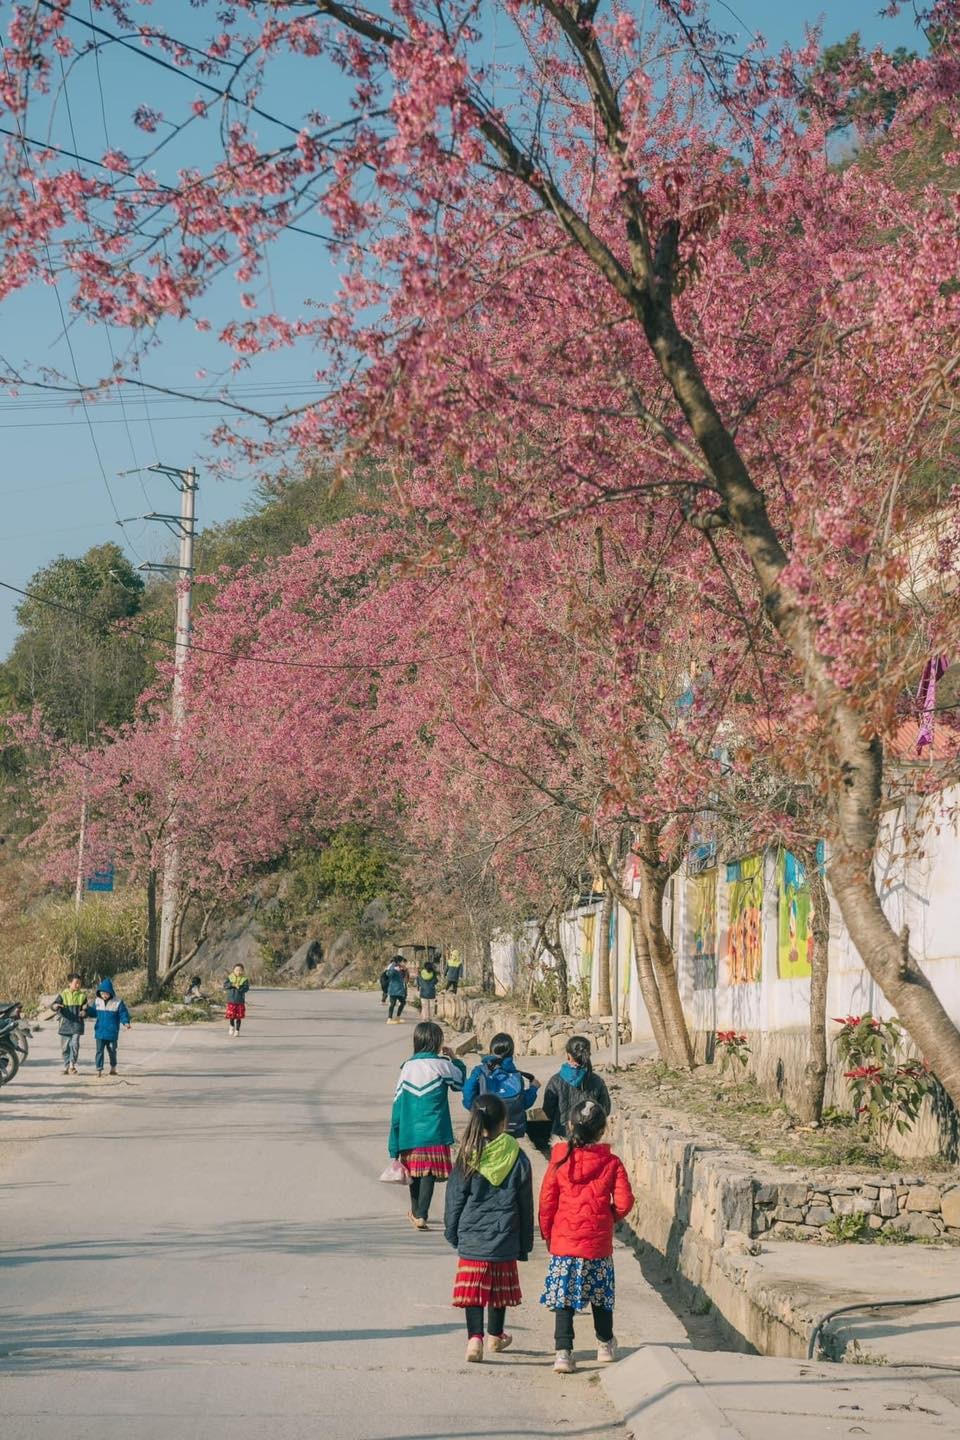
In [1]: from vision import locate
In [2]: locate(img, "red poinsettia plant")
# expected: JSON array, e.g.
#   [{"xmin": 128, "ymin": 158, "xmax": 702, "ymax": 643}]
[
  {"xmin": 835, "ymin": 1013, "xmax": 931, "ymax": 1153},
  {"xmin": 715, "ymin": 1030, "xmax": 751, "ymax": 1080}
]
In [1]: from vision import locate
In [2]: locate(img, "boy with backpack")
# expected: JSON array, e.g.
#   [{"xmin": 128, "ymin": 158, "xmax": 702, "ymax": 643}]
[{"xmin": 462, "ymin": 1033, "xmax": 539, "ymax": 1138}]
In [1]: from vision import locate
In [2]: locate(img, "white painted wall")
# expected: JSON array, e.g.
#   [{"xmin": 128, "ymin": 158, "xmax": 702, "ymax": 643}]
[{"xmin": 493, "ymin": 793, "xmax": 960, "ymax": 1046}]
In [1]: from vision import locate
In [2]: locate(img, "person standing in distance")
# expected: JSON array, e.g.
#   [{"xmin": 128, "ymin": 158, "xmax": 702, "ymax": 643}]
[
  {"xmin": 385, "ymin": 954, "xmax": 409, "ymax": 1024},
  {"xmin": 52, "ymin": 974, "xmax": 87, "ymax": 1075},
  {"xmin": 224, "ymin": 964, "xmax": 250, "ymax": 1037},
  {"xmin": 444, "ymin": 949, "xmax": 463, "ymax": 994},
  {"xmin": 417, "ymin": 955, "xmax": 439, "ymax": 1019}
]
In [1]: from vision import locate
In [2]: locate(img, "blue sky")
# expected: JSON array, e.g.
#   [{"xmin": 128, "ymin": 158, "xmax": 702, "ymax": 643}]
[{"xmin": 0, "ymin": 0, "xmax": 928, "ymax": 656}]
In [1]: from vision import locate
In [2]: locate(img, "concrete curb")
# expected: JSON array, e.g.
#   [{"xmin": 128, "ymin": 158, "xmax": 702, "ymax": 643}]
[{"xmin": 602, "ymin": 1345, "xmax": 743, "ymax": 1438}]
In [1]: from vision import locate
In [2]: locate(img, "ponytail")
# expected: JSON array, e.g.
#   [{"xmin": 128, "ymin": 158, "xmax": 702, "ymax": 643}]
[
  {"xmin": 455, "ymin": 1094, "xmax": 507, "ymax": 1175},
  {"xmin": 557, "ymin": 1096, "xmax": 607, "ymax": 1168},
  {"xmin": 565, "ymin": 1034, "xmax": 593, "ymax": 1075}
]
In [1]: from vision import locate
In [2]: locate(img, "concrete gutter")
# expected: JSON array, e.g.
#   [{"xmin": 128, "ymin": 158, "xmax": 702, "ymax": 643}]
[{"xmin": 602, "ymin": 1347, "xmax": 960, "ymax": 1437}]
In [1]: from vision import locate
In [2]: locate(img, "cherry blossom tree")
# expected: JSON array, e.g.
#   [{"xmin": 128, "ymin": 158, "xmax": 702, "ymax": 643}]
[{"xmin": 4, "ymin": 2, "xmax": 960, "ymax": 1097}]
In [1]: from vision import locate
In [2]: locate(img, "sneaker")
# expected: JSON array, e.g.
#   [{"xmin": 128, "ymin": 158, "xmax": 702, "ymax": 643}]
[
  {"xmin": 109, "ymin": 1068, "xmax": 118, "ymax": 1076},
  {"xmin": 554, "ymin": 1350, "xmax": 576, "ymax": 1375},
  {"xmin": 465, "ymin": 1336, "xmax": 484, "ymax": 1364},
  {"xmin": 596, "ymin": 1338, "xmax": 618, "ymax": 1364},
  {"xmin": 488, "ymin": 1333, "xmax": 513, "ymax": 1353}
]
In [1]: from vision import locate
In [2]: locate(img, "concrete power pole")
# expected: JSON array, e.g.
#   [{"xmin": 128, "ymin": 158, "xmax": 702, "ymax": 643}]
[{"xmin": 140, "ymin": 464, "xmax": 198, "ymax": 983}]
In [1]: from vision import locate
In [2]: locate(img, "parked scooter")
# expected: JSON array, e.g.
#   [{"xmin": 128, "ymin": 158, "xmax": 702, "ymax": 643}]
[
  {"xmin": 0, "ymin": 1002, "xmax": 29, "ymax": 1056},
  {"xmin": 0, "ymin": 1015, "xmax": 23, "ymax": 1085}
]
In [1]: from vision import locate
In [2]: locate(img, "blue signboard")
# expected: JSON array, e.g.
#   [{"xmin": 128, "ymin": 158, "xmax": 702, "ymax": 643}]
[{"xmin": 87, "ymin": 864, "xmax": 115, "ymax": 893}]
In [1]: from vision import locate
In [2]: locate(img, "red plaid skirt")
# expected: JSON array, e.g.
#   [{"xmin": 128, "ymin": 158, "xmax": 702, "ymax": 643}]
[
  {"xmin": 401, "ymin": 1145, "xmax": 452, "ymax": 1179},
  {"xmin": 226, "ymin": 1003, "xmax": 246, "ymax": 1020},
  {"xmin": 453, "ymin": 1259, "xmax": 522, "ymax": 1309}
]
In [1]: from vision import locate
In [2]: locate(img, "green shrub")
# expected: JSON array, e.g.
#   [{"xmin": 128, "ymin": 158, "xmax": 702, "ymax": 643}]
[{"xmin": 825, "ymin": 1212, "xmax": 870, "ymax": 1243}]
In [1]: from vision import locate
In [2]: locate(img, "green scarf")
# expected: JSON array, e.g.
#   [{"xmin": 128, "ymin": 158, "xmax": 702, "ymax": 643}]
[{"xmin": 476, "ymin": 1132, "xmax": 520, "ymax": 1186}]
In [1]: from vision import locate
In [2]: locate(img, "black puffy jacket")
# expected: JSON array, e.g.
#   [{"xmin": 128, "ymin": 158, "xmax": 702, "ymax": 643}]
[
  {"xmin": 542, "ymin": 1066, "xmax": 611, "ymax": 1139},
  {"xmin": 444, "ymin": 1140, "xmax": 534, "ymax": 1261}
]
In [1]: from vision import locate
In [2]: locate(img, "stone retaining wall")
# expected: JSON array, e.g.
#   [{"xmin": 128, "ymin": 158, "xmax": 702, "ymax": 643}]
[
  {"xmin": 436, "ymin": 991, "xmax": 626, "ymax": 1053},
  {"xmin": 752, "ymin": 1173, "xmax": 960, "ymax": 1240},
  {"xmin": 603, "ymin": 1097, "xmax": 960, "ymax": 1355}
]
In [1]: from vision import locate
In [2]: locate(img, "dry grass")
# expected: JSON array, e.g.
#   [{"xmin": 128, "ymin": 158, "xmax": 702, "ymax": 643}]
[{"xmin": 0, "ymin": 857, "xmax": 147, "ymax": 1009}]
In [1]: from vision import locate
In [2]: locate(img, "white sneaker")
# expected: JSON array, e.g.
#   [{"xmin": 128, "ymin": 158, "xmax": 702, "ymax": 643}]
[
  {"xmin": 596, "ymin": 1338, "xmax": 618, "ymax": 1364},
  {"xmin": 465, "ymin": 1336, "xmax": 484, "ymax": 1363},
  {"xmin": 554, "ymin": 1349, "xmax": 576, "ymax": 1374}
]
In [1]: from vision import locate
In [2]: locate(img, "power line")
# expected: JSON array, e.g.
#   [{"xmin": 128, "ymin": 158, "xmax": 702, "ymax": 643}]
[
  {"xmin": 40, "ymin": 0, "xmax": 302, "ymax": 137},
  {"xmin": 0, "ymin": 125, "xmax": 342, "ymax": 247},
  {"xmin": 0, "ymin": 412, "xmax": 247, "ymax": 429},
  {"xmin": 71, "ymin": 25, "xmax": 153, "ymax": 507},
  {"xmin": 0, "ymin": 50, "xmax": 143, "ymax": 566},
  {"xmin": 0, "ymin": 577, "xmax": 438, "ymax": 673},
  {"xmin": 60, "ymin": 44, "xmax": 151, "ymax": 511}
]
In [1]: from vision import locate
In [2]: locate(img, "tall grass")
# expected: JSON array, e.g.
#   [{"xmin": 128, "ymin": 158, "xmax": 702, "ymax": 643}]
[{"xmin": 0, "ymin": 889, "xmax": 146, "ymax": 1006}]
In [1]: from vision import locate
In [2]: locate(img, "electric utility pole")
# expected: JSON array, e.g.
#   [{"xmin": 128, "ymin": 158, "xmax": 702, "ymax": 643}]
[{"xmin": 139, "ymin": 464, "xmax": 198, "ymax": 983}]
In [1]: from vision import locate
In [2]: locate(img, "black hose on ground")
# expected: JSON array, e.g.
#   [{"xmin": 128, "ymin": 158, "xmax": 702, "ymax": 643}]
[{"xmin": 807, "ymin": 1291, "xmax": 960, "ymax": 1360}]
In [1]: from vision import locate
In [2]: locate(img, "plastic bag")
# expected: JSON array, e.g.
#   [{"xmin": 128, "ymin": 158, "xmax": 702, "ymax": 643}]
[{"xmin": 380, "ymin": 1158, "xmax": 410, "ymax": 1185}]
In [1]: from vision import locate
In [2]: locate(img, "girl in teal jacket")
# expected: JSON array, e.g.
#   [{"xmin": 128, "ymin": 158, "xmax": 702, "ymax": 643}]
[{"xmin": 389, "ymin": 1021, "xmax": 466, "ymax": 1229}]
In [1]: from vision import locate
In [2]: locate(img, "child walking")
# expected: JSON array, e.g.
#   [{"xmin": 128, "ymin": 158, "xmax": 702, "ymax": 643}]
[
  {"xmin": 445, "ymin": 1093, "xmax": 534, "ymax": 1364},
  {"xmin": 87, "ymin": 978, "xmax": 131, "ymax": 1076},
  {"xmin": 417, "ymin": 956, "xmax": 439, "ymax": 1019},
  {"xmin": 538, "ymin": 1097, "xmax": 634, "ymax": 1374},
  {"xmin": 389, "ymin": 1021, "xmax": 466, "ymax": 1228},
  {"xmin": 542, "ymin": 1035, "xmax": 611, "ymax": 1140},
  {"xmin": 385, "ymin": 955, "xmax": 409, "ymax": 1024},
  {"xmin": 224, "ymin": 964, "xmax": 250, "ymax": 1037},
  {"xmin": 462, "ymin": 1032, "xmax": 540, "ymax": 1138}
]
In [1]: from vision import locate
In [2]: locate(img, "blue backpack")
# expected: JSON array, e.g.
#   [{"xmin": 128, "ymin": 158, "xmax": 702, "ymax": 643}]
[{"xmin": 477, "ymin": 1062, "xmax": 529, "ymax": 1136}]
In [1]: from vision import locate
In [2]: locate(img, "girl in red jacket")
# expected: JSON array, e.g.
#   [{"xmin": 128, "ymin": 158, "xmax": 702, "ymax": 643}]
[{"xmin": 538, "ymin": 1097, "xmax": 634, "ymax": 1374}]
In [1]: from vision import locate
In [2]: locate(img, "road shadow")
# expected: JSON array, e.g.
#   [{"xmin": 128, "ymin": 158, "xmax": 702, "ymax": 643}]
[
  {"xmin": 0, "ymin": 1214, "xmax": 444, "ymax": 1269},
  {"xmin": 0, "ymin": 1316, "xmax": 462, "ymax": 1373}
]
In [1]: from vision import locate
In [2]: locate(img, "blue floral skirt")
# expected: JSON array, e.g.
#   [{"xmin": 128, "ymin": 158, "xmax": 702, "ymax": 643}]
[{"xmin": 540, "ymin": 1256, "xmax": 615, "ymax": 1311}]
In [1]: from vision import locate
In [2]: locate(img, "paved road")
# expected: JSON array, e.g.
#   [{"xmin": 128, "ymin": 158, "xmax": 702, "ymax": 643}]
[{"xmin": 0, "ymin": 989, "xmax": 630, "ymax": 1440}]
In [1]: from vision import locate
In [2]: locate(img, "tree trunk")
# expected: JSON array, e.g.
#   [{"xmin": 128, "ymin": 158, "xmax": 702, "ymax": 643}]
[
  {"xmin": 627, "ymin": 906, "xmax": 672, "ymax": 1062},
  {"xmin": 161, "ymin": 901, "xmax": 217, "ymax": 993},
  {"xmin": 597, "ymin": 885, "xmax": 615, "ymax": 1017},
  {"xmin": 146, "ymin": 868, "xmax": 159, "ymax": 1001},
  {"xmin": 638, "ymin": 855, "xmax": 695, "ymax": 1069},
  {"xmin": 635, "ymin": 289, "xmax": 960, "ymax": 1104},
  {"xmin": 539, "ymin": 915, "xmax": 569, "ymax": 1016},
  {"xmin": 160, "ymin": 892, "xmax": 190, "ymax": 984},
  {"xmin": 480, "ymin": 931, "xmax": 494, "ymax": 995},
  {"xmin": 797, "ymin": 850, "xmax": 830, "ymax": 1125}
]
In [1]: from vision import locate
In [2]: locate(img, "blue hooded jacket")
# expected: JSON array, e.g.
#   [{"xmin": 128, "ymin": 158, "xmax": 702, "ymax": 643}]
[
  {"xmin": 462, "ymin": 1055, "xmax": 539, "ymax": 1119},
  {"xmin": 87, "ymin": 979, "xmax": 130, "ymax": 1041}
]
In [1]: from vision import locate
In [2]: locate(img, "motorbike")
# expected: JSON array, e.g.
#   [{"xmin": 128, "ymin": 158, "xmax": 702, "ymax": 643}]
[
  {"xmin": 0, "ymin": 1002, "xmax": 30, "ymax": 1060},
  {"xmin": 0, "ymin": 1016, "xmax": 23, "ymax": 1085}
]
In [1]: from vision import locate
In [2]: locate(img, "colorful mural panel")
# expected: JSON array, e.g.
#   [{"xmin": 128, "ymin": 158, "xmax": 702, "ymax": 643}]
[
  {"xmin": 777, "ymin": 851, "xmax": 814, "ymax": 980},
  {"xmin": 684, "ymin": 869, "xmax": 718, "ymax": 991},
  {"xmin": 726, "ymin": 855, "xmax": 763, "ymax": 984}
]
